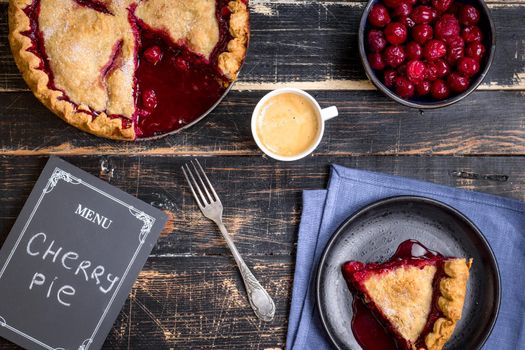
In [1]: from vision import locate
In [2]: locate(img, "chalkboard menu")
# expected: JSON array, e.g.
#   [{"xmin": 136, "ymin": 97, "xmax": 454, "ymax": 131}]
[{"xmin": 0, "ymin": 157, "xmax": 167, "ymax": 350}]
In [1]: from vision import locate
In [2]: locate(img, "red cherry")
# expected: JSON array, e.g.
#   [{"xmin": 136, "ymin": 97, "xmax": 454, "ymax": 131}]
[
  {"xmin": 424, "ymin": 39, "xmax": 447, "ymax": 60},
  {"xmin": 406, "ymin": 60, "xmax": 426, "ymax": 82},
  {"xmin": 383, "ymin": 0, "xmax": 404, "ymax": 8},
  {"xmin": 141, "ymin": 89, "xmax": 158, "ymax": 111},
  {"xmin": 383, "ymin": 45, "xmax": 406, "ymax": 67},
  {"xmin": 433, "ymin": 59, "xmax": 450, "ymax": 78},
  {"xmin": 384, "ymin": 69, "xmax": 398, "ymax": 88},
  {"xmin": 367, "ymin": 30, "xmax": 387, "ymax": 52},
  {"xmin": 425, "ymin": 61, "xmax": 439, "ymax": 81},
  {"xmin": 447, "ymin": 73, "xmax": 470, "ymax": 93},
  {"xmin": 462, "ymin": 26, "xmax": 483, "ymax": 43},
  {"xmin": 406, "ymin": 42, "xmax": 423, "ymax": 60},
  {"xmin": 394, "ymin": 2, "xmax": 412, "ymax": 17},
  {"xmin": 446, "ymin": 36, "xmax": 465, "ymax": 64},
  {"xmin": 432, "ymin": 0, "xmax": 453, "ymax": 13},
  {"xmin": 457, "ymin": 57, "xmax": 480, "ymax": 77},
  {"xmin": 368, "ymin": 4, "xmax": 391, "ymax": 27},
  {"xmin": 407, "ymin": 0, "xmax": 417, "ymax": 4},
  {"xmin": 447, "ymin": 46, "xmax": 464, "ymax": 65},
  {"xmin": 368, "ymin": 53, "xmax": 386, "ymax": 70},
  {"xmin": 412, "ymin": 6, "xmax": 434, "ymax": 24},
  {"xmin": 143, "ymin": 46, "xmax": 163, "ymax": 65},
  {"xmin": 399, "ymin": 15, "xmax": 416, "ymax": 28},
  {"xmin": 431, "ymin": 79, "xmax": 450, "ymax": 99},
  {"xmin": 395, "ymin": 76, "xmax": 415, "ymax": 98},
  {"xmin": 412, "ymin": 24, "xmax": 433, "ymax": 44},
  {"xmin": 434, "ymin": 14, "xmax": 460, "ymax": 40},
  {"xmin": 466, "ymin": 42, "xmax": 486, "ymax": 61},
  {"xmin": 447, "ymin": 35, "xmax": 465, "ymax": 49},
  {"xmin": 459, "ymin": 5, "xmax": 480, "ymax": 26},
  {"xmin": 384, "ymin": 22, "xmax": 408, "ymax": 45},
  {"xmin": 219, "ymin": 5, "xmax": 231, "ymax": 17},
  {"xmin": 416, "ymin": 80, "xmax": 431, "ymax": 96}
]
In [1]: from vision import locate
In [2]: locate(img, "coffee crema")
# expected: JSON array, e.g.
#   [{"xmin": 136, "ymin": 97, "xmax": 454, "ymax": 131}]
[{"xmin": 255, "ymin": 93, "xmax": 320, "ymax": 157}]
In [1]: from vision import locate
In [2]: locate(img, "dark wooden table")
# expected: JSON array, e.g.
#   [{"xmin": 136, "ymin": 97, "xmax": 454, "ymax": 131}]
[{"xmin": 1, "ymin": 1, "xmax": 524, "ymax": 349}]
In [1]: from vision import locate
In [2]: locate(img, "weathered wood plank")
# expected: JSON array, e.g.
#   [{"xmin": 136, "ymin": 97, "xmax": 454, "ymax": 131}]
[
  {"xmin": 2, "ymin": 155, "xmax": 525, "ymax": 258},
  {"xmin": 1, "ymin": 90, "xmax": 525, "ymax": 156},
  {"xmin": 0, "ymin": 256, "xmax": 293, "ymax": 350},
  {"xmin": 0, "ymin": 2, "xmax": 524, "ymax": 91}
]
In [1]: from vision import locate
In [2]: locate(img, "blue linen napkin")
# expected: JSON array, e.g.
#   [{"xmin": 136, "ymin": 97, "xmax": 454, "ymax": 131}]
[{"xmin": 286, "ymin": 164, "xmax": 525, "ymax": 350}]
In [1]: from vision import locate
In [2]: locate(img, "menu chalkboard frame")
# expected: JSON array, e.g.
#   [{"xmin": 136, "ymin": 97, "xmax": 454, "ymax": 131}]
[{"xmin": 0, "ymin": 158, "xmax": 165, "ymax": 350}]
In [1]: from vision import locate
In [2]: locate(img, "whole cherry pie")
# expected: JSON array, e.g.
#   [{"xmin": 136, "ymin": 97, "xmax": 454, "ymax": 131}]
[
  {"xmin": 342, "ymin": 240, "xmax": 472, "ymax": 350},
  {"xmin": 9, "ymin": 0, "xmax": 249, "ymax": 140}
]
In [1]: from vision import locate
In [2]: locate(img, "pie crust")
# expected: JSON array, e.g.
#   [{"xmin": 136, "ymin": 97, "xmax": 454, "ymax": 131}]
[
  {"xmin": 8, "ymin": 0, "xmax": 249, "ymax": 140},
  {"xmin": 363, "ymin": 264, "xmax": 437, "ymax": 344},
  {"xmin": 424, "ymin": 259, "xmax": 472, "ymax": 350},
  {"xmin": 343, "ymin": 256, "xmax": 472, "ymax": 350}
]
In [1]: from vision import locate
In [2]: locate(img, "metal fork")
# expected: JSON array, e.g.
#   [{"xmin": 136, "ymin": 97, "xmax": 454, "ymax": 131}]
[{"xmin": 182, "ymin": 159, "xmax": 276, "ymax": 322}]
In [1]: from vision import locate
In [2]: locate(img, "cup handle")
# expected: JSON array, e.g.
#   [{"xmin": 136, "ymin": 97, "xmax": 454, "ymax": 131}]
[{"xmin": 321, "ymin": 106, "xmax": 339, "ymax": 121}]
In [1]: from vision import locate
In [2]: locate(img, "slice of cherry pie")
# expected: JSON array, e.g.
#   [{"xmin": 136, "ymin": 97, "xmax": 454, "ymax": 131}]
[
  {"xmin": 9, "ymin": 0, "xmax": 249, "ymax": 140},
  {"xmin": 342, "ymin": 240, "xmax": 472, "ymax": 350}
]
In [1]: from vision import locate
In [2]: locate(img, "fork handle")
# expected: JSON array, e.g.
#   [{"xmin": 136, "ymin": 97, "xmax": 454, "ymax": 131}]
[{"xmin": 217, "ymin": 222, "xmax": 276, "ymax": 322}]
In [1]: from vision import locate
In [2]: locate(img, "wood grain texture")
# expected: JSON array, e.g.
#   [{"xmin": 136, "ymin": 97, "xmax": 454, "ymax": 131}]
[
  {"xmin": 2, "ymin": 155, "xmax": 524, "ymax": 258},
  {"xmin": 1, "ymin": 2, "xmax": 525, "ymax": 91},
  {"xmin": 0, "ymin": 154, "xmax": 524, "ymax": 350},
  {"xmin": 0, "ymin": 0, "xmax": 524, "ymax": 349},
  {"xmin": 1, "ymin": 90, "xmax": 525, "ymax": 156},
  {"xmin": 0, "ymin": 256, "xmax": 293, "ymax": 350}
]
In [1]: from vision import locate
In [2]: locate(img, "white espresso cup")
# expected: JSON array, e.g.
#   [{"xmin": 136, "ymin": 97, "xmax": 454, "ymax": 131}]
[{"xmin": 251, "ymin": 88, "xmax": 338, "ymax": 161}]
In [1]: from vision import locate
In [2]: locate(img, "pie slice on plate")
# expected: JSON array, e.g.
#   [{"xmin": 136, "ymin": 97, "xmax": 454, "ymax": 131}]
[
  {"xmin": 8, "ymin": 0, "xmax": 249, "ymax": 140},
  {"xmin": 342, "ymin": 242, "xmax": 472, "ymax": 350}
]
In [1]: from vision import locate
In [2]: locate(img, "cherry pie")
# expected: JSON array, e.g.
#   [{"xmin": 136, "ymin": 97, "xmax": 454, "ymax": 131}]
[
  {"xmin": 9, "ymin": 0, "xmax": 249, "ymax": 140},
  {"xmin": 342, "ymin": 240, "xmax": 472, "ymax": 350}
]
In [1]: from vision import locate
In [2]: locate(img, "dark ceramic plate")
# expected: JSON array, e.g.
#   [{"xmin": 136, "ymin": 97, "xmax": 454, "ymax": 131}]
[{"xmin": 316, "ymin": 196, "xmax": 500, "ymax": 350}]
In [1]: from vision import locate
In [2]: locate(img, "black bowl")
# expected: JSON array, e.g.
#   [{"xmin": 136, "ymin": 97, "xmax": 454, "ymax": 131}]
[{"xmin": 359, "ymin": 0, "xmax": 496, "ymax": 109}]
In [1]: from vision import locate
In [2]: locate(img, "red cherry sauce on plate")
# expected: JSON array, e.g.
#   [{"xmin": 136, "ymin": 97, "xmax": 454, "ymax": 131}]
[{"xmin": 350, "ymin": 240, "xmax": 443, "ymax": 350}]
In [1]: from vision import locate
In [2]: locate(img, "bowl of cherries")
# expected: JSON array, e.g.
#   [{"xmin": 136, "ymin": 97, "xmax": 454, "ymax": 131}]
[{"xmin": 359, "ymin": 0, "xmax": 495, "ymax": 108}]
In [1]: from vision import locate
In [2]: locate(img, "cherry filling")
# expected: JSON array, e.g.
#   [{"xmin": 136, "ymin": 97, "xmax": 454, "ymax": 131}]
[
  {"xmin": 22, "ymin": 0, "xmax": 58, "ymax": 92},
  {"xmin": 133, "ymin": 3, "xmax": 232, "ymax": 138},
  {"xmin": 74, "ymin": 0, "xmax": 112, "ymax": 14},
  {"xmin": 342, "ymin": 240, "xmax": 449, "ymax": 350},
  {"xmin": 351, "ymin": 298, "xmax": 397, "ymax": 350},
  {"xmin": 21, "ymin": 0, "xmax": 237, "ymax": 138}
]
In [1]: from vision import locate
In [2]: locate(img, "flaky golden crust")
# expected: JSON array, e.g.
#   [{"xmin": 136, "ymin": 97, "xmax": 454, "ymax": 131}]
[
  {"xmin": 8, "ymin": 0, "xmax": 249, "ymax": 141},
  {"xmin": 421, "ymin": 258, "xmax": 473, "ymax": 350},
  {"xmin": 218, "ymin": 1, "xmax": 250, "ymax": 80},
  {"xmin": 135, "ymin": 0, "xmax": 219, "ymax": 59},
  {"xmin": 8, "ymin": 0, "xmax": 135, "ymax": 140},
  {"xmin": 364, "ymin": 265, "xmax": 437, "ymax": 343}
]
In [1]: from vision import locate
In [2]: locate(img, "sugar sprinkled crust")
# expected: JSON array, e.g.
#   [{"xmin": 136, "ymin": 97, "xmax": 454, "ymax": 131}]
[
  {"xmin": 8, "ymin": 0, "xmax": 250, "ymax": 140},
  {"xmin": 135, "ymin": 0, "xmax": 220, "ymax": 59},
  {"xmin": 39, "ymin": 0, "xmax": 136, "ymax": 117},
  {"xmin": 422, "ymin": 258, "xmax": 472, "ymax": 350},
  {"xmin": 363, "ymin": 264, "xmax": 437, "ymax": 344},
  {"xmin": 8, "ymin": 0, "xmax": 136, "ymax": 140}
]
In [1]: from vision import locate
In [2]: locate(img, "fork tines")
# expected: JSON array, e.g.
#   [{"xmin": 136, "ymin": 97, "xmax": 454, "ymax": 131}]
[{"xmin": 182, "ymin": 159, "xmax": 220, "ymax": 208}]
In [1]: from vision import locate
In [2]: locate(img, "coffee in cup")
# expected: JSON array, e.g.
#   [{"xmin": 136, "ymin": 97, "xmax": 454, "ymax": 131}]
[{"xmin": 251, "ymin": 88, "xmax": 338, "ymax": 161}]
